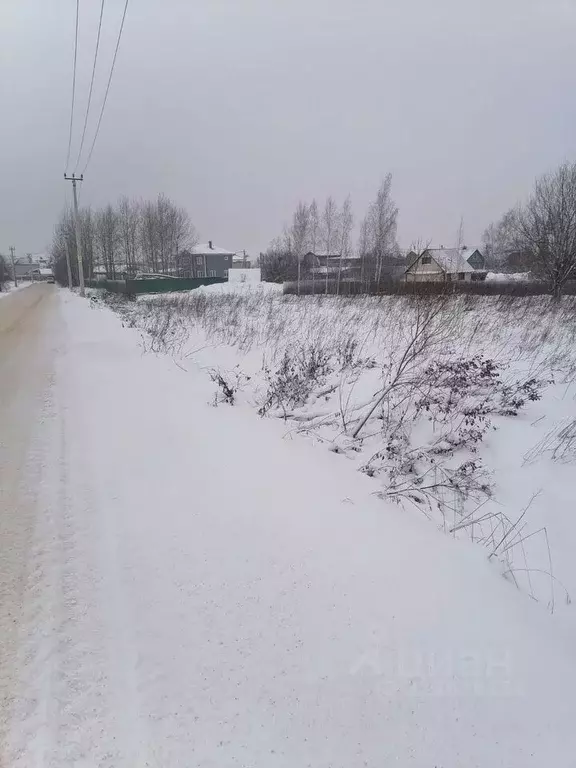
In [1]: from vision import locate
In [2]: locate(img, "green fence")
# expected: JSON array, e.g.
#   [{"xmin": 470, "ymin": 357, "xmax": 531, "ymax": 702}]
[{"xmin": 86, "ymin": 277, "xmax": 226, "ymax": 296}]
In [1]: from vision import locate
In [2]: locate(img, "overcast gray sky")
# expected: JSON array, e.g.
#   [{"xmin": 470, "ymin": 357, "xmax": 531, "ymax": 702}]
[{"xmin": 2, "ymin": 0, "xmax": 576, "ymax": 259}]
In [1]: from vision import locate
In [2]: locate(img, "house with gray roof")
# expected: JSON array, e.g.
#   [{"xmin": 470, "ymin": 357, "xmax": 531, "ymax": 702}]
[{"xmin": 405, "ymin": 247, "xmax": 487, "ymax": 283}]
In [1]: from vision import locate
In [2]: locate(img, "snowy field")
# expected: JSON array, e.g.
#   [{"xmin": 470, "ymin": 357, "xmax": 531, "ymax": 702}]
[
  {"xmin": 5, "ymin": 287, "xmax": 576, "ymax": 765},
  {"xmin": 121, "ymin": 286, "xmax": 576, "ymax": 611}
]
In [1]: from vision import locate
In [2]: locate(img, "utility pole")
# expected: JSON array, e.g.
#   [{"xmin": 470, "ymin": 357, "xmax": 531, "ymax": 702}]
[
  {"xmin": 64, "ymin": 173, "xmax": 85, "ymax": 297},
  {"xmin": 9, "ymin": 246, "xmax": 18, "ymax": 287},
  {"xmin": 64, "ymin": 237, "xmax": 73, "ymax": 289}
]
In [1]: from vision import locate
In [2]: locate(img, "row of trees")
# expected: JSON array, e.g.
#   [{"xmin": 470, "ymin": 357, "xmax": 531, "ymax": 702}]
[
  {"xmin": 51, "ymin": 194, "xmax": 198, "ymax": 285},
  {"xmin": 261, "ymin": 175, "xmax": 400, "ymax": 288},
  {"xmin": 483, "ymin": 162, "xmax": 576, "ymax": 297}
]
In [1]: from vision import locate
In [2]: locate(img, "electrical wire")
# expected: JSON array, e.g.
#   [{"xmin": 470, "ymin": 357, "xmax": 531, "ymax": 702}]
[
  {"xmin": 74, "ymin": 0, "xmax": 106, "ymax": 173},
  {"xmin": 65, "ymin": 0, "xmax": 80, "ymax": 173},
  {"xmin": 81, "ymin": 0, "xmax": 129, "ymax": 176}
]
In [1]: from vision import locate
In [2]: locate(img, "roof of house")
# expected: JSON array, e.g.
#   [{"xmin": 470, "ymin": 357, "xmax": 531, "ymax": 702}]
[
  {"xmin": 305, "ymin": 251, "xmax": 363, "ymax": 262},
  {"xmin": 408, "ymin": 248, "xmax": 475, "ymax": 274},
  {"xmin": 14, "ymin": 263, "xmax": 41, "ymax": 275},
  {"xmin": 461, "ymin": 247, "xmax": 483, "ymax": 262},
  {"xmin": 14, "ymin": 253, "xmax": 49, "ymax": 265},
  {"xmin": 190, "ymin": 243, "xmax": 236, "ymax": 257}
]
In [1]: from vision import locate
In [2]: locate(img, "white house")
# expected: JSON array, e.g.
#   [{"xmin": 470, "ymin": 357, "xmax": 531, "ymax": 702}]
[{"xmin": 405, "ymin": 247, "xmax": 487, "ymax": 283}]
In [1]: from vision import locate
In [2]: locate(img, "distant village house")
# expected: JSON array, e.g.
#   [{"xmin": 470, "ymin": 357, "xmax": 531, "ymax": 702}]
[
  {"xmin": 405, "ymin": 247, "xmax": 487, "ymax": 283},
  {"xmin": 176, "ymin": 242, "xmax": 235, "ymax": 279},
  {"xmin": 13, "ymin": 254, "xmax": 53, "ymax": 281},
  {"xmin": 305, "ymin": 252, "xmax": 361, "ymax": 280},
  {"xmin": 231, "ymin": 251, "xmax": 252, "ymax": 269}
]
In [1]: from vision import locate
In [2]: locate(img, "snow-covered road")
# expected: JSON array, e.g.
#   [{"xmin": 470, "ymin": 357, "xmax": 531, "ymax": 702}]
[{"xmin": 3, "ymin": 289, "xmax": 576, "ymax": 766}]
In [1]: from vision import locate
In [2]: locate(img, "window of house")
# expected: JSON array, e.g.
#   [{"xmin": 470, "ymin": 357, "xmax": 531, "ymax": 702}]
[
  {"xmin": 421, "ymin": 255, "xmax": 432, "ymax": 264},
  {"xmin": 196, "ymin": 256, "xmax": 203, "ymax": 266},
  {"xmin": 209, "ymin": 270, "xmax": 216, "ymax": 277},
  {"xmin": 196, "ymin": 271, "xmax": 206, "ymax": 278},
  {"xmin": 458, "ymin": 272, "xmax": 465, "ymax": 280},
  {"xmin": 224, "ymin": 269, "xmax": 229, "ymax": 279}
]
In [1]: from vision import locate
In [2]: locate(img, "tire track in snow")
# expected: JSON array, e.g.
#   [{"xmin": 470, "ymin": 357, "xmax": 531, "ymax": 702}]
[
  {"xmin": 0, "ymin": 288, "xmax": 57, "ymax": 766},
  {"xmin": 4, "ymin": 294, "xmax": 148, "ymax": 766}
]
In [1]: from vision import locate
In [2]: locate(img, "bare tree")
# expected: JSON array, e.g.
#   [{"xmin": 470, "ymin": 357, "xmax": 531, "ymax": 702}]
[
  {"xmin": 309, "ymin": 199, "xmax": 319, "ymax": 294},
  {"xmin": 80, "ymin": 207, "xmax": 96, "ymax": 279},
  {"xmin": 118, "ymin": 196, "xmax": 140, "ymax": 274},
  {"xmin": 321, "ymin": 196, "xmax": 339, "ymax": 294},
  {"xmin": 154, "ymin": 194, "xmax": 196, "ymax": 275},
  {"xmin": 156, "ymin": 195, "xmax": 172, "ymax": 274},
  {"xmin": 140, "ymin": 200, "xmax": 159, "ymax": 273},
  {"xmin": 337, "ymin": 194, "xmax": 353, "ymax": 294},
  {"xmin": 365, "ymin": 174, "xmax": 398, "ymax": 285},
  {"xmin": 260, "ymin": 235, "xmax": 295, "ymax": 283},
  {"xmin": 291, "ymin": 201, "xmax": 311, "ymax": 295},
  {"xmin": 50, "ymin": 207, "xmax": 78, "ymax": 286},
  {"xmin": 515, "ymin": 162, "xmax": 576, "ymax": 298},
  {"xmin": 95, "ymin": 204, "xmax": 120, "ymax": 279},
  {"xmin": 357, "ymin": 215, "xmax": 370, "ymax": 289},
  {"xmin": 482, "ymin": 209, "xmax": 518, "ymax": 269}
]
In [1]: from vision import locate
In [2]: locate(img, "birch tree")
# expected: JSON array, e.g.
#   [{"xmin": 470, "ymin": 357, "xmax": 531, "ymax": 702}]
[
  {"xmin": 321, "ymin": 196, "xmax": 339, "ymax": 294},
  {"xmin": 367, "ymin": 174, "xmax": 398, "ymax": 284},
  {"xmin": 357, "ymin": 215, "xmax": 370, "ymax": 289},
  {"xmin": 337, "ymin": 194, "xmax": 354, "ymax": 294},
  {"xmin": 309, "ymin": 199, "xmax": 319, "ymax": 294},
  {"xmin": 291, "ymin": 201, "xmax": 311, "ymax": 294}
]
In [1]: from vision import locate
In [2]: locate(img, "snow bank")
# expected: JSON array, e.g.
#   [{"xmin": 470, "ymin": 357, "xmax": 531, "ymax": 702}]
[
  {"xmin": 140, "ymin": 277, "xmax": 282, "ymax": 301},
  {"xmin": 486, "ymin": 271, "xmax": 532, "ymax": 281}
]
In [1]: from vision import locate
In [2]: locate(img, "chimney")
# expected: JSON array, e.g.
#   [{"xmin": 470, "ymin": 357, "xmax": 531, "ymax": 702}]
[{"xmin": 209, "ymin": 240, "xmax": 213, "ymax": 250}]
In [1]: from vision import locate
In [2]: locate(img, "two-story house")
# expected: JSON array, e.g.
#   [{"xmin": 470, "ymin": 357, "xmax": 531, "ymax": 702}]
[{"xmin": 176, "ymin": 242, "xmax": 235, "ymax": 279}]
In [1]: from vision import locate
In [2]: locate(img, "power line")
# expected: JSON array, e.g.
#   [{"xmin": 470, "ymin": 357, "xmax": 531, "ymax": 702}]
[
  {"xmin": 74, "ymin": 0, "xmax": 106, "ymax": 173},
  {"xmin": 81, "ymin": 0, "xmax": 129, "ymax": 176},
  {"xmin": 65, "ymin": 0, "xmax": 80, "ymax": 173}
]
